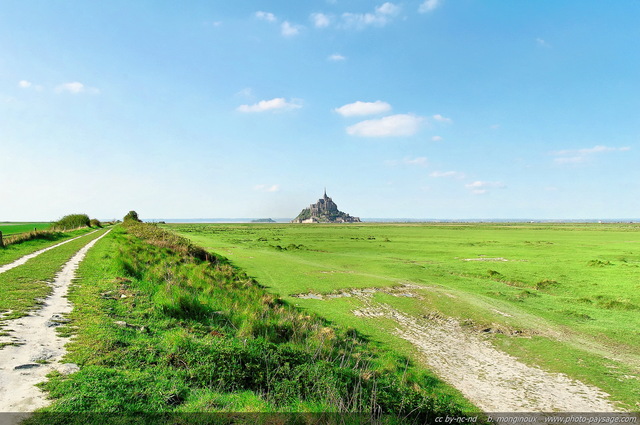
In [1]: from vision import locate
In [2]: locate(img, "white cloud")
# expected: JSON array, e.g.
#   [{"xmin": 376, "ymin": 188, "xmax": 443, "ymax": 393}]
[
  {"xmin": 237, "ymin": 97, "xmax": 302, "ymax": 113},
  {"xmin": 432, "ymin": 114, "xmax": 452, "ymax": 123},
  {"xmin": 18, "ymin": 80, "xmax": 43, "ymax": 91},
  {"xmin": 386, "ymin": 157, "xmax": 428, "ymax": 167},
  {"xmin": 536, "ymin": 38, "xmax": 551, "ymax": 48},
  {"xmin": 335, "ymin": 100, "xmax": 391, "ymax": 117},
  {"xmin": 254, "ymin": 184, "xmax": 280, "ymax": 192},
  {"xmin": 419, "ymin": 0, "xmax": 441, "ymax": 13},
  {"xmin": 55, "ymin": 82, "xmax": 100, "ymax": 94},
  {"xmin": 347, "ymin": 114, "xmax": 424, "ymax": 137},
  {"xmin": 431, "ymin": 136, "xmax": 443, "ymax": 142},
  {"xmin": 311, "ymin": 12, "xmax": 331, "ymax": 28},
  {"xmin": 552, "ymin": 145, "xmax": 631, "ymax": 164},
  {"xmin": 328, "ymin": 53, "xmax": 346, "ymax": 61},
  {"xmin": 377, "ymin": 2, "xmax": 400, "ymax": 15},
  {"xmin": 430, "ymin": 170, "xmax": 465, "ymax": 179},
  {"xmin": 341, "ymin": 2, "xmax": 400, "ymax": 29},
  {"xmin": 256, "ymin": 11, "xmax": 276, "ymax": 22},
  {"xmin": 465, "ymin": 180, "xmax": 505, "ymax": 195},
  {"xmin": 281, "ymin": 21, "xmax": 301, "ymax": 36},
  {"xmin": 403, "ymin": 156, "xmax": 428, "ymax": 167},
  {"xmin": 236, "ymin": 87, "xmax": 253, "ymax": 98},
  {"xmin": 554, "ymin": 145, "xmax": 629, "ymax": 156}
]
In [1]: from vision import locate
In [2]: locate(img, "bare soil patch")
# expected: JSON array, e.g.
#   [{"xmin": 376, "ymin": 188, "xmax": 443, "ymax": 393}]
[{"xmin": 298, "ymin": 284, "xmax": 622, "ymax": 412}]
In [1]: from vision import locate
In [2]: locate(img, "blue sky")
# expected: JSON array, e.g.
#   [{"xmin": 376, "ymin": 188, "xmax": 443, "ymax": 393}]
[{"xmin": 1, "ymin": 1, "xmax": 639, "ymax": 221}]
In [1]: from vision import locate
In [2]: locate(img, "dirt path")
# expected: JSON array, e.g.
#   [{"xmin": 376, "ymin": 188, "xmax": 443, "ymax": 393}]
[
  {"xmin": 0, "ymin": 229, "xmax": 110, "ymax": 413},
  {"xmin": 297, "ymin": 286, "xmax": 622, "ymax": 412},
  {"xmin": 0, "ymin": 229, "xmax": 100, "ymax": 274}
]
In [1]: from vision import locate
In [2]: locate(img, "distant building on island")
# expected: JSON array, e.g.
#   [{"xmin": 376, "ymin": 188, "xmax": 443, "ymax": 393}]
[{"xmin": 291, "ymin": 190, "xmax": 361, "ymax": 223}]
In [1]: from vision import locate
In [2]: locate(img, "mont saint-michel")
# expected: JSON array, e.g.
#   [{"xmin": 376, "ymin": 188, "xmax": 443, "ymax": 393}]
[{"xmin": 291, "ymin": 190, "xmax": 361, "ymax": 223}]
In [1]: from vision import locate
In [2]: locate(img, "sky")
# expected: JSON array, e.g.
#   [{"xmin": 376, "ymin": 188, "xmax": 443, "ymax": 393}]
[{"xmin": 1, "ymin": 0, "xmax": 639, "ymax": 221}]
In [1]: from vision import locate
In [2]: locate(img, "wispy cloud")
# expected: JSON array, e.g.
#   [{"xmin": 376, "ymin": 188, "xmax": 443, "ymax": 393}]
[
  {"xmin": 311, "ymin": 12, "xmax": 331, "ymax": 28},
  {"xmin": 465, "ymin": 180, "xmax": 505, "ymax": 195},
  {"xmin": 431, "ymin": 136, "xmax": 443, "ymax": 142},
  {"xmin": 552, "ymin": 145, "xmax": 631, "ymax": 165},
  {"xmin": 386, "ymin": 157, "xmax": 428, "ymax": 167},
  {"xmin": 536, "ymin": 38, "xmax": 551, "ymax": 48},
  {"xmin": 237, "ymin": 97, "xmax": 302, "ymax": 113},
  {"xmin": 430, "ymin": 170, "xmax": 465, "ymax": 179},
  {"xmin": 255, "ymin": 11, "xmax": 276, "ymax": 22},
  {"xmin": 254, "ymin": 184, "xmax": 280, "ymax": 192},
  {"xmin": 18, "ymin": 80, "xmax": 32, "ymax": 88},
  {"xmin": 335, "ymin": 100, "xmax": 391, "ymax": 117},
  {"xmin": 328, "ymin": 53, "xmax": 346, "ymax": 61},
  {"xmin": 418, "ymin": 0, "xmax": 441, "ymax": 13},
  {"xmin": 347, "ymin": 114, "xmax": 424, "ymax": 137},
  {"xmin": 432, "ymin": 114, "xmax": 452, "ymax": 124},
  {"xmin": 235, "ymin": 87, "xmax": 253, "ymax": 98},
  {"xmin": 281, "ymin": 21, "xmax": 302, "ymax": 36},
  {"xmin": 341, "ymin": 2, "xmax": 400, "ymax": 29},
  {"xmin": 256, "ymin": 11, "xmax": 302, "ymax": 37},
  {"xmin": 55, "ymin": 82, "xmax": 100, "ymax": 94}
]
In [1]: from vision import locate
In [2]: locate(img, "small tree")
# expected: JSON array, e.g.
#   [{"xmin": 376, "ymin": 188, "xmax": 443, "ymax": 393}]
[{"xmin": 123, "ymin": 211, "xmax": 142, "ymax": 222}]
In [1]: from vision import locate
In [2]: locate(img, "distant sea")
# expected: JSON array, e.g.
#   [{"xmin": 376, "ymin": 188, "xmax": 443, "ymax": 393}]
[{"xmin": 144, "ymin": 218, "xmax": 640, "ymax": 224}]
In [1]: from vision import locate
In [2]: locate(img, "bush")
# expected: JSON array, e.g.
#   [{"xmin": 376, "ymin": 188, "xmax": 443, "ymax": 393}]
[
  {"xmin": 89, "ymin": 219, "xmax": 102, "ymax": 228},
  {"xmin": 53, "ymin": 214, "xmax": 91, "ymax": 230},
  {"xmin": 123, "ymin": 211, "xmax": 142, "ymax": 223}
]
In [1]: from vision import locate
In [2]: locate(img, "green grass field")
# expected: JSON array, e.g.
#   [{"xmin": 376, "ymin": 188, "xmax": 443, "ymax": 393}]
[
  {"xmin": 0, "ymin": 222, "xmax": 52, "ymax": 237},
  {"xmin": 34, "ymin": 222, "xmax": 473, "ymax": 422},
  {"xmin": 169, "ymin": 222, "xmax": 640, "ymax": 409}
]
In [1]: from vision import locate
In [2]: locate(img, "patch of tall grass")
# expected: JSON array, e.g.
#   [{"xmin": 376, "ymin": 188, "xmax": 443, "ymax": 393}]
[
  {"xmin": 2, "ymin": 229, "xmax": 64, "ymax": 246},
  {"xmin": 53, "ymin": 214, "xmax": 91, "ymax": 230},
  {"xmin": 40, "ymin": 223, "xmax": 469, "ymax": 421}
]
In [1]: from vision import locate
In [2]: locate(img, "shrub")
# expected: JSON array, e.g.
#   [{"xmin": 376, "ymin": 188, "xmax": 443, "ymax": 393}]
[
  {"xmin": 123, "ymin": 211, "xmax": 142, "ymax": 222},
  {"xmin": 53, "ymin": 214, "xmax": 91, "ymax": 230},
  {"xmin": 89, "ymin": 219, "xmax": 102, "ymax": 228}
]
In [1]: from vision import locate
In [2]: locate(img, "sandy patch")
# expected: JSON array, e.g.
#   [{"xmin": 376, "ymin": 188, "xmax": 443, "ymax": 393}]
[{"xmin": 349, "ymin": 291, "xmax": 621, "ymax": 412}]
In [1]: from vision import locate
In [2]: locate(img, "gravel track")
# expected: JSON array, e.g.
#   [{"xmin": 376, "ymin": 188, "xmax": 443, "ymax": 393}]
[
  {"xmin": 0, "ymin": 229, "xmax": 110, "ymax": 413},
  {"xmin": 0, "ymin": 229, "xmax": 100, "ymax": 274},
  {"xmin": 295, "ymin": 285, "xmax": 622, "ymax": 412}
]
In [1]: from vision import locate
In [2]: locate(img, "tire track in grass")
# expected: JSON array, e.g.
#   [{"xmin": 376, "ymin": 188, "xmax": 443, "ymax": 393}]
[
  {"xmin": 0, "ymin": 229, "xmax": 101, "ymax": 274},
  {"xmin": 350, "ymin": 293, "xmax": 621, "ymax": 412},
  {"xmin": 0, "ymin": 229, "xmax": 111, "ymax": 413},
  {"xmin": 296, "ymin": 287, "xmax": 623, "ymax": 412}
]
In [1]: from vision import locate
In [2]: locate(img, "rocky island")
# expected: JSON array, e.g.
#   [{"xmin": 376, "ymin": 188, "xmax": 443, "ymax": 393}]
[{"xmin": 291, "ymin": 190, "xmax": 361, "ymax": 223}]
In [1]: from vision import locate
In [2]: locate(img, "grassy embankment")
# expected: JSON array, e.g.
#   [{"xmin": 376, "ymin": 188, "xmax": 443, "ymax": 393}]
[
  {"xmin": 169, "ymin": 222, "xmax": 640, "ymax": 410},
  {"xmin": 0, "ymin": 228, "xmax": 110, "ymax": 334},
  {"xmin": 37, "ymin": 222, "xmax": 475, "ymax": 422}
]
